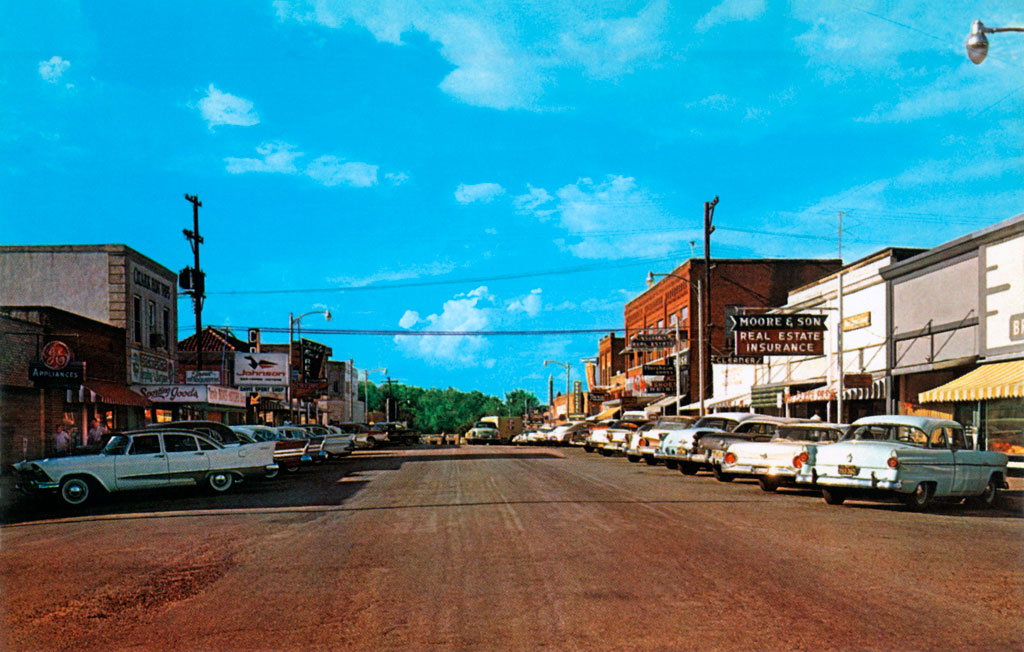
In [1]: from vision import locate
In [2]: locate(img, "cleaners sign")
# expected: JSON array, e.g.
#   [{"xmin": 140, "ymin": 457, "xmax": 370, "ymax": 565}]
[{"xmin": 731, "ymin": 313, "xmax": 827, "ymax": 356}]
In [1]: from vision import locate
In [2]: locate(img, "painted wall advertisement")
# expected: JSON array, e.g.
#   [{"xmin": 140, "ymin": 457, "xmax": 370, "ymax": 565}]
[
  {"xmin": 233, "ymin": 352, "xmax": 289, "ymax": 387},
  {"xmin": 130, "ymin": 349, "xmax": 173, "ymax": 384}
]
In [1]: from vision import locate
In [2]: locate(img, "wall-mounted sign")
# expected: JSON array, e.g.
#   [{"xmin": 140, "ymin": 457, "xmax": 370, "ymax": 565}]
[
  {"xmin": 30, "ymin": 340, "xmax": 86, "ymax": 388},
  {"xmin": 1011, "ymin": 312, "xmax": 1024, "ymax": 342},
  {"xmin": 630, "ymin": 331, "xmax": 678, "ymax": 350},
  {"xmin": 292, "ymin": 380, "xmax": 330, "ymax": 400},
  {"xmin": 735, "ymin": 330, "xmax": 825, "ymax": 356},
  {"xmin": 133, "ymin": 384, "xmax": 245, "ymax": 408},
  {"xmin": 642, "ymin": 364, "xmax": 676, "ymax": 376},
  {"xmin": 234, "ymin": 352, "xmax": 289, "ymax": 387},
  {"xmin": 301, "ymin": 339, "xmax": 328, "ymax": 381},
  {"xmin": 843, "ymin": 373, "xmax": 874, "ymax": 389},
  {"xmin": 130, "ymin": 350, "xmax": 172, "ymax": 384},
  {"xmin": 842, "ymin": 311, "xmax": 872, "ymax": 332},
  {"xmin": 207, "ymin": 385, "xmax": 246, "ymax": 408},
  {"xmin": 186, "ymin": 369, "xmax": 221, "ymax": 384},
  {"xmin": 730, "ymin": 313, "xmax": 828, "ymax": 331},
  {"xmin": 711, "ymin": 355, "xmax": 764, "ymax": 365}
]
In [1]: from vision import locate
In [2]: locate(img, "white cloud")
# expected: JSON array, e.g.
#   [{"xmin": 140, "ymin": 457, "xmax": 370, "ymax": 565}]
[
  {"xmin": 507, "ymin": 288, "xmax": 542, "ymax": 317},
  {"xmin": 399, "ymin": 310, "xmax": 420, "ymax": 329},
  {"xmin": 225, "ymin": 142, "xmax": 302, "ymax": 174},
  {"xmin": 305, "ymin": 156, "xmax": 378, "ymax": 187},
  {"xmin": 275, "ymin": 2, "xmax": 668, "ymax": 110},
  {"xmin": 518, "ymin": 175, "xmax": 694, "ymax": 260},
  {"xmin": 513, "ymin": 184, "xmax": 555, "ymax": 217},
  {"xmin": 198, "ymin": 84, "xmax": 259, "ymax": 128},
  {"xmin": 394, "ymin": 286, "xmax": 494, "ymax": 367},
  {"xmin": 328, "ymin": 261, "xmax": 459, "ymax": 287},
  {"xmin": 455, "ymin": 182, "xmax": 505, "ymax": 204},
  {"xmin": 695, "ymin": 0, "xmax": 766, "ymax": 32},
  {"xmin": 38, "ymin": 56, "xmax": 70, "ymax": 83},
  {"xmin": 385, "ymin": 172, "xmax": 410, "ymax": 185}
]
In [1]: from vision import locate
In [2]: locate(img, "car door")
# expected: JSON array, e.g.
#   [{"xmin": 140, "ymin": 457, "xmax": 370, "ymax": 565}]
[
  {"xmin": 926, "ymin": 427, "xmax": 956, "ymax": 496},
  {"xmin": 950, "ymin": 427, "xmax": 983, "ymax": 494},
  {"xmin": 163, "ymin": 433, "xmax": 210, "ymax": 485},
  {"xmin": 114, "ymin": 434, "xmax": 169, "ymax": 489}
]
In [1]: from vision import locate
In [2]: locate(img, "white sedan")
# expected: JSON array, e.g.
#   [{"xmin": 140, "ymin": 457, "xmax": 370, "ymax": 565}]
[
  {"xmin": 720, "ymin": 422, "xmax": 846, "ymax": 491},
  {"xmin": 796, "ymin": 415, "xmax": 1009, "ymax": 509},
  {"xmin": 13, "ymin": 429, "xmax": 277, "ymax": 506}
]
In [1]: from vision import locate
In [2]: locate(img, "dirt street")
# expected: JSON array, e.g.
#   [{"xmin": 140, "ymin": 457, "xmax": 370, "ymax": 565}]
[{"xmin": 2, "ymin": 446, "xmax": 1022, "ymax": 651}]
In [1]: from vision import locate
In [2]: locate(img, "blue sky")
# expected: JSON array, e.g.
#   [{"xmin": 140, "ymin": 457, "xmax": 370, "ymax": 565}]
[{"xmin": 3, "ymin": 1, "xmax": 1022, "ymax": 399}]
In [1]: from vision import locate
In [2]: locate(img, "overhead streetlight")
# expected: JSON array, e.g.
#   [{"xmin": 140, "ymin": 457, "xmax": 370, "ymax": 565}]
[
  {"xmin": 647, "ymin": 271, "xmax": 705, "ymax": 417},
  {"xmin": 287, "ymin": 308, "xmax": 332, "ymax": 423},
  {"xmin": 966, "ymin": 20, "xmax": 1024, "ymax": 64}
]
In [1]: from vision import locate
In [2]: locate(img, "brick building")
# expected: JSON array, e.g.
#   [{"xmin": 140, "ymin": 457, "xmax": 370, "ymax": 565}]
[
  {"xmin": 0, "ymin": 306, "xmax": 151, "ymax": 463},
  {"xmin": 624, "ymin": 258, "xmax": 841, "ymax": 411}
]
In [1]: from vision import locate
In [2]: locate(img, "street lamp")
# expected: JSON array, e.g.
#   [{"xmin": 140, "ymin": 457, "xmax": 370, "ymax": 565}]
[
  {"xmin": 647, "ymin": 271, "xmax": 705, "ymax": 417},
  {"xmin": 544, "ymin": 360, "xmax": 571, "ymax": 420},
  {"xmin": 287, "ymin": 308, "xmax": 331, "ymax": 423},
  {"xmin": 966, "ymin": 20, "xmax": 1024, "ymax": 64}
]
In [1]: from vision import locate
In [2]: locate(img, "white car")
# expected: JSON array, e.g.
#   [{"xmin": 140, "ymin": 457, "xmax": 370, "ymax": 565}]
[
  {"xmin": 584, "ymin": 420, "xmax": 616, "ymax": 452},
  {"xmin": 13, "ymin": 429, "xmax": 277, "ymax": 506},
  {"xmin": 624, "ymin": 418, "xmax": 695, "ymax": 464},
  {"xmin": 464, "ymin": 421, "xmax": 502, "ymax": 444},
  {"xmin": 320, "ymin": 424, "xmax": 357, "ymax": 458},
  {"xmin": 655, "ymin": 412, "xmax": 759, "ymax": 471},
  {"xmin": 720, "ymin": 422, "xmax": 846, "ymax": 492},
  {"xmin": 547, "ymin": 422, "xmax": 588, "ymax": 446},
  {"xmin": 796, "ymin": 415, "xmax": 1009, "ymax": 509}
]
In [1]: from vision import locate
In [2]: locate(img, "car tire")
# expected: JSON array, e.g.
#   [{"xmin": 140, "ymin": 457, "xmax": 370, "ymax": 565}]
[
  {"xmin": 901, "ymin": 483, "xmax": 933, "ymax": 510},
  {"xmin": 599, "ymin": 449, "xmax": 612, "ymax": 457},
  {"xmin": 644, "ymin": 457, "xmax": 658, "ymax": 466},
  {"xmin": 284, "ymin": 464, "xmax": 301, "ymax": 474},
  {"xmin": 264, "ymin": 466, "xmax": 280, "ymax": 480},
  {"xmin": 679, "ymin": 462, "xmax": 699, "ymax": 476},
  {"xmin": 969, "ymin": 476, "xmax": 1000, "ymax": 508},
  {"xmin": 59, "ymin": 476, "xmax": 94, "ymax": 507},
  {"xmin": 207, "ymin": 472, "xmax": 234, "ymax": 493},
  {"xmin": 712, "ymin": 465, "xmax": 733, "ymax": 482},
  {"xmin": 758, "ymin": 477, "xmax": 779, "ymax": 493},
  {"xmin": 665, "ymin": 460, "xmax": 678, "ymax": 470},
  {"xmin": 626, "ymin": 454, "xmax": 640, "ymax": 463},
  {"xmin": 821, "ymin": 488, "xmax": 846, "ymax": 505},
  {"xmin": 583, "ymin": 445, "xmax": 594, "ymax": 453}
]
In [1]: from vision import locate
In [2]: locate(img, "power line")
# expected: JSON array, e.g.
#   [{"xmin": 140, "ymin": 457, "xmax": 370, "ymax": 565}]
[{"xmin": 196, "ymin": 325, "xmax": 625, "ymax": 336}]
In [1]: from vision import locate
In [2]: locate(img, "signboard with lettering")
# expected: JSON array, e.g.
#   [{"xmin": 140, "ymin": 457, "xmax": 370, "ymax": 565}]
[
  {"xmin": 301, "ymin": 339, "xmax": 328, "ymax": 380},
  {"xmin": 629, "ymin": 330, "xmax": 678, "ymax": 350},
  {"xmin": 642, "ymin": 364, "xmax": 676, "ymax": 376},
  {"xmin": 30, "ymin": 340, "xmax": 86, "ymax": 388},
  {"xmin": 735, "ymin": 330, "xmax": 825, "ymax": 356},
  {"xmin": 292, "ymin": 381, "xmax": 331, "ymax": 399},
  {"xmin": 133, "ymin": 384, "xmax": 246, "ymax": 407},
  {"xmin": 843, "ymin": 373, "xmax": 874, "ymax": 389},
  {"xmin": 711, "ymin": 355, "xmax": 764, "ymax": 365},
  {"xmin": 186, "ymin": 370, "xmax": 221, "ymax": 384},
  {"xmin": 234, "ymin": 352, "xmax": 289, "ymax": 387},
  {"xmin": 730, "ymin": 313, "xmax": 828, "ymax": 331},
  {"xmin": 130, "ymin": 350, "xmax": 173, "ymax": 384},
  {"xmin": 842, "ymin": 311, "xmax": 872, "ymax": 332}
]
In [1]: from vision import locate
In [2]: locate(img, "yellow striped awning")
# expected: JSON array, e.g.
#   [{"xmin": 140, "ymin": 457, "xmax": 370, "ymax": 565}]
[{"xmin": 918, "ymin": 360, "xmax": 1024, "ymax": 403}]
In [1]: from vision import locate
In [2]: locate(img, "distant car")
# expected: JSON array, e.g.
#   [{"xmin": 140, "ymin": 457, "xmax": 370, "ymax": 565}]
[
  {"xmin": 796, "ymin": 415, "xmax": 1009, "ymax": 509},
  {"xmin": 293, "ymin": 424, "xmax": 353, "ymax": 459},
  {"xmin": 230, "ymin": 425, "xmax": 310, "ymax": 475},
  {"xmin": 277, "ymin": 426, "xmax": 327, "ymax": 463},
  {"xmin": 720, "ymin": 422, "xmax": 846, "ymax": 491},
  {"xmin": 528, "ymin": 426, "xmax": 555, "ymax": 445},
  {"xmin": 584, "ymin": 420, "xmax": 616, "ymax": 452},
  {"xmin": 464, "ymin": 421, "xmax": 501, "ymax": 445},
  {"xmin": 601, "ymin": 420, "xmax": 641, "ymax": 456},
  {"xmin": 624, "ymin": 419, "xmax": 697, "ymax": 464},
  {"xmin": 13, "ymin": 429, "xmax": 277, "ymax": 506},
  {"xmin": 547, "ymin": 422, "xmax": 588, "ymax": 446}
]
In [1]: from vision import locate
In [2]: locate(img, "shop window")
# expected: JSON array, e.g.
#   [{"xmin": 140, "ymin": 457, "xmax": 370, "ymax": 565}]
[{"xmin": 984, "ymin": 398, "xmax": 1024, "ymax": 456}]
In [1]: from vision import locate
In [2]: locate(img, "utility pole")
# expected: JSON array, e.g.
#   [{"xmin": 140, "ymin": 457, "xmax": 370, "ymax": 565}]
[
  {"xmin": 182, "ymin": 194, "xmax": 205, "ymax": 371},
  {"xmin": 837, "ymin": 211, "xmax": 845, "ymax": 423},
  {"xmin": 703, "ymin": 196, "xmax": 718, "ymax": 410}
]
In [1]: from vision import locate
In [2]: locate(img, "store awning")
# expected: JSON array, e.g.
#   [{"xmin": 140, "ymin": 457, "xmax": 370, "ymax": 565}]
[
  {"xmin": 67, "ymin": 380, "xmax": 152, "ymax": 407},
  {"xmin": 843, "ymin": 376, "xmax": 888, "ymax": 401},
  {"xmin": 650, "ymin": 394, "xmax": 681, "ymax": 409},
  {"xmin": 787, "ymin": 385, "xmax": 837, "ymax": 404},
  {"xmin": 919, "ymin": 360, "xmax": 1024, "ymax": 403},
  {"xmin": 594, "ymin": 406, "xmax": 621, "ymax": 420},
  {"xmin": 706, "ymin": 392, "xmax": 751, "ymax": 409}
]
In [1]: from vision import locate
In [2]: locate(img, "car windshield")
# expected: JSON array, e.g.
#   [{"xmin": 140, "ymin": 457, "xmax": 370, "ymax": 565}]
[
  {"xmin": 693, "ymin": 417, "xmax": 739, "ymax": 430},
  {"xmin": 103, "ymin": 435, "xmax": 131, "ymax": 455},
  {"xmin": 775, "ymin": 426, "xmax": 841, "ymax": 442},
  {"xmin": 473, "ymin": 422, "xmax": 494, "ymax": 429},
  {"xmin": 845, "ymin": 424, "xmax": 930, "ymax": 447}
]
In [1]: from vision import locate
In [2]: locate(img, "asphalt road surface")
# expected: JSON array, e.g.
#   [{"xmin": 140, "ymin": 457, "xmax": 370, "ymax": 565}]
[{"xmin": 2, "ymin": 446, "xmax": 1022, "ymax": 652}]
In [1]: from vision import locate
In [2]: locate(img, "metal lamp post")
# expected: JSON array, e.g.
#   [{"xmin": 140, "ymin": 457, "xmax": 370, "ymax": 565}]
[
  {"xmin": 966, "ymin": 20, "xmax": 1024, "ymax": 64},
  {"xmin": 544, "ymin": 360, "xmax": 571, "ymax": 420},
  {"xmin": 287, "ymin": 309, "xmax": 331, "ymax": 424},
  {"xmin": 647, "ymin": 271, "xmax": 705, "ymax": 417}
]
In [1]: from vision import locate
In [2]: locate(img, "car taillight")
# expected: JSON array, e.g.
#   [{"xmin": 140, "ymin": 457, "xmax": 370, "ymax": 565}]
[
  {"xmin": 793, "ymin": 451, "xmax": 809, "ymax": 468},
  {"xmin": 724, "ymin": 452, "xmax": 736, "ymax": 465},
  {"xmin": 887, "ymin": 456, "xmax": 899, "ymax": 469}
]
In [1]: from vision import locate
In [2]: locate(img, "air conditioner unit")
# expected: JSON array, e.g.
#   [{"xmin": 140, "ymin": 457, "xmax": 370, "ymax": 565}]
[{"xmin": 150, "ymin": 332, "xmax": 165, "ymax": 348}]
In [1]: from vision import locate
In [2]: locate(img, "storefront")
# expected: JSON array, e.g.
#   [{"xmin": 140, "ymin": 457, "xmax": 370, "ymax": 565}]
[{"xmin": 133, "ymin": 384, "xmax": 248, "ymax": 425}]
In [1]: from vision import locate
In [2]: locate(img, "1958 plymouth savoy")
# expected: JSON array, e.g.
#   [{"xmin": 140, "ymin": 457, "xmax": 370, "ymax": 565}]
[
  {"xmin": 795, "ymin": 415, "xmax": 1008, "ymax": 510},
  {"xmin": 13, "ymin": 429, "xmax": 277, "ymax": 506}
]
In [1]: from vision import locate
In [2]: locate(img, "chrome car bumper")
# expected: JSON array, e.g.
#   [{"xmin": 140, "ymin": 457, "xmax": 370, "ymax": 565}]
[
  {"xmin": 15, "ymin": 479, "xmax": 60, "ymax": 493},
  {"xmin": 797, "ymin": 469, "xmax": 902, "ymax": 490},
  {"xmin": 723, "ymin": 464, "xmax": 797, "ymax": 477}
]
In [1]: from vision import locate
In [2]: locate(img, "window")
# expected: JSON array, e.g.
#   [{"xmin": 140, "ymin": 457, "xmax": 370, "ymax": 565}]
[
  {"xmin": 162, "ymin": 308, "xmax": 170, "ymax": 350},
  {"xmin": 129, "ymin": 435, "xmax": 161, "ymax": 455},
  {"xmin": 133, "ymin": 295, "xmax": 143, "ymax": 344},
  {"xmin": 950, "ymin": 428, "xmax": 967, "ymax": 449},
  {"xmin": 681, "ymin": 306, "xmax": 689, "ymax": 322},
  {"xmin": 163, "ymin": 434, "xmax": 198, "ymax": 453},
  {"xmin": 198, "ymin": 438, "xmax": 218, "ymax": 451}
]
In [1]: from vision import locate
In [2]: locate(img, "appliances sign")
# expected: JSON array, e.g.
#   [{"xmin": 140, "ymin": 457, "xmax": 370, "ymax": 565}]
[{"xmin": 234, "ymin": 352, "xmax": 289, "ymax": 387}]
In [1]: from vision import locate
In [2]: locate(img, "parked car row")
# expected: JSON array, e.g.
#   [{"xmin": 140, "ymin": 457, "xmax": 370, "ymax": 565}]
[
  {"xmin": 12, "ymin": 420, "xmax": 358, "ymax": 507},
  {"xmin": 540, "ymin": 412, "xmax": 1010, "ymax": 511}
]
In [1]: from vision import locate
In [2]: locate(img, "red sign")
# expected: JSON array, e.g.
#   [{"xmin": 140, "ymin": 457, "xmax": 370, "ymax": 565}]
[
  {"xmin": 735, "ymin": 330, "xmax": 825, "ymax": 356},
  {"xmin": 41, "ymin": 340, "xmax": 72, "ymax": 370}
]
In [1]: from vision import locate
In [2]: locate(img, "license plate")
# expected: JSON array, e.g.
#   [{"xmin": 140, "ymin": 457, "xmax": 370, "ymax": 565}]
[
  {"xmin": 838, "ymin": 464, "xmax": 858, "ymax": 476},
  {"xmin": 711, "ymin": 450, "xmax": 724, "ymax": 460}
]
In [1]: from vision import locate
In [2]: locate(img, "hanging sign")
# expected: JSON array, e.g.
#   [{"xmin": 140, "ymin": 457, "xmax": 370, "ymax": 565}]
[
  {"xmin": 735, "ymin": 329, "xmax": 825, "ymax": 356},
  {"xmin": 730, "ymin": 314, "xmax": 828, "ymax": 331},
  {"xmin": 30, "ymin": 340, "xmax": 86, "ymax": 388}
]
